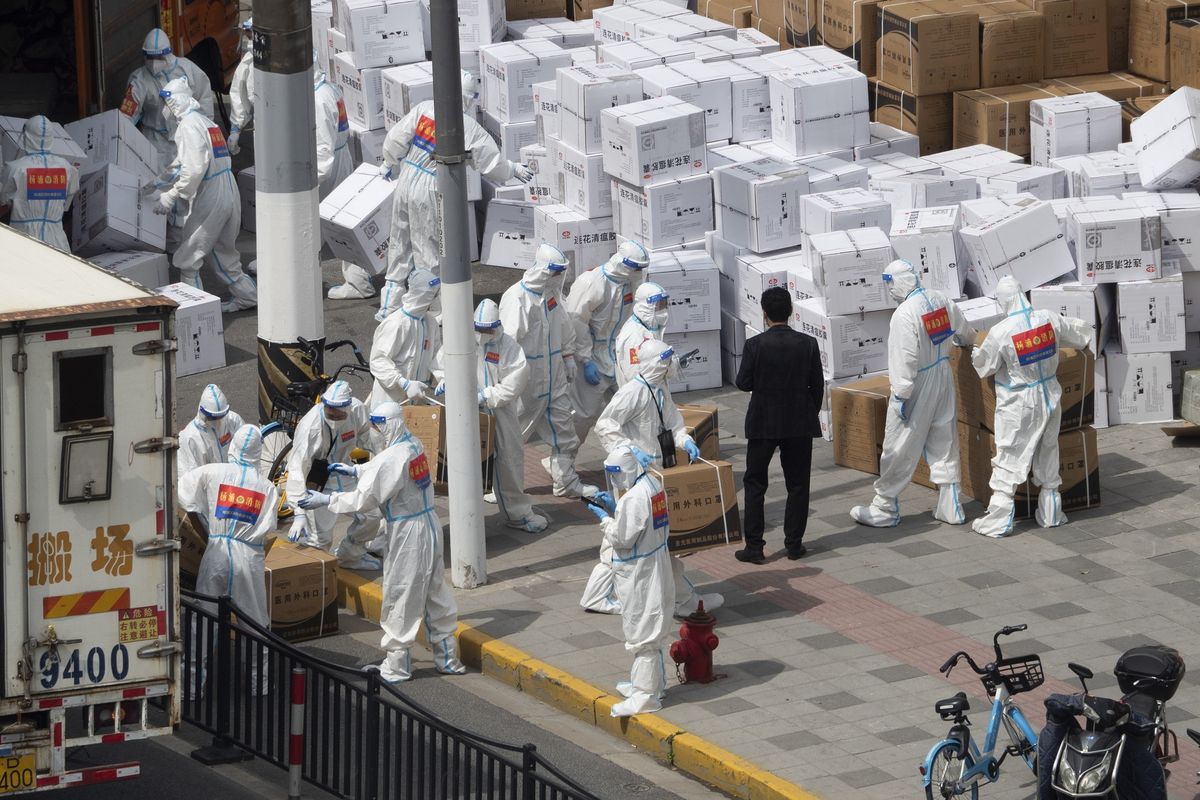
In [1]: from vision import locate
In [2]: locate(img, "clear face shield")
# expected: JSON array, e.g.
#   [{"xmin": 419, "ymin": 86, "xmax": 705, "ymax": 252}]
[
  {"xmin": 645, "ymin": 289, "xmax": 669, "ymax": 329},
  {"xmin": 474, "ymin": 319, "xmax": 501, "ymax": 345},
  {"xmin": 604, "ymin": 462, "xmax": 635, "ymax": 498}
]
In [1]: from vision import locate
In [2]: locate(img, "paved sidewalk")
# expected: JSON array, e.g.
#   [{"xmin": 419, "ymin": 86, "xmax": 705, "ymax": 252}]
[{"xmin": 342, "ymin": 381, "xmax": 1200, "ymax": 799}]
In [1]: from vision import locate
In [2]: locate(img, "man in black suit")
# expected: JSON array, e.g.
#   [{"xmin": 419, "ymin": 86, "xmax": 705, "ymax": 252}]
[{"xmin": 734, "ymin": 287, "xmax": 824, "ymax": 564}]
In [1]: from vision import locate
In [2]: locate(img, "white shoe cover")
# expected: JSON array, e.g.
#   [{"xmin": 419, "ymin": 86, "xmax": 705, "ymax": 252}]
[
  {"xmin": 221, "ymin": 298, "xmax": 256, "ymax": 313},
  {"xmin": 616, "ymin": 681, "xmax": 634, "ymax": 698},
  {"xmin": 379, "ymin": 650, "xmax": 412, "ymax": 683},
  {"xmin": 611, "ymin": 649, "xmax": 667, "ymax": 717},
  {"xmin": 972, "ymin": 493, "xmax": 1015, "ymax": 539},
  {"xmin": 483, "ymin": 492, "xmax": 497, "ymax": 505},
  {"xmin": 933, "ymin": 484, "xmax": 966, "ymax": 525},
  {"xmin": 327, "ymin": 282, "xmax": 374, "ymax": 300},
  {"xmin": 339, "ymin": 554, "xmax": 382, "ymax": 571},
  {"xmin": 506, "ymin": 512, "xmax": 549, "ymax": 533},
  {"xmin": 1035, "ymin": 488, "xmax": 1068, "ymax": 528},
  {"xmin": 431, "ymin": 636, "xmax": 467, "ymax": 675},
  {"xmin": 850, "ymin": 497, "xmax": 900, "ymax": 527}
]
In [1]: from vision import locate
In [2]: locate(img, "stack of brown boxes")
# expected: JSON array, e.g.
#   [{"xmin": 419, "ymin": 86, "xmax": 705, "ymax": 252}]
[
  {"xmin": 749, "ymin": 0, "xmax": 817, "ymax": 49},
  {"xmin": 698, "ymin": 0, "xmax": 755, "ymax": 28}
]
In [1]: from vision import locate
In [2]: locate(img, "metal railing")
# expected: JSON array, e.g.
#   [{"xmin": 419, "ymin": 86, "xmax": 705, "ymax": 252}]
[{"xmin": 181, "ymin": 590, "xmax": 601, "ymax": 800}]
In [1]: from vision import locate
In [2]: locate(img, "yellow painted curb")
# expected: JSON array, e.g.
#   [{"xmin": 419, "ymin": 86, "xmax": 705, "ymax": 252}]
[{"xmin": 338, "ymin": 573, "xmax": 822, "ymax": 800}]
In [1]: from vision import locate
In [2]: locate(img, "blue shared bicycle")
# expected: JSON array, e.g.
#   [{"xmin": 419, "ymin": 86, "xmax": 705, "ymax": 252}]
[{"xmin": 921, "ymin": 624, "xmax": 1042, "ymax": 799}]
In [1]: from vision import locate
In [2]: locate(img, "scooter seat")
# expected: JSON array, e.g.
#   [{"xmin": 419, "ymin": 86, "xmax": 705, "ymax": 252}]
[
  {"xmin": 936, "ymin": 692, "xmax": 970, "ymax": 719},
  {"xmin": 1123, "ymin": 691, "xmax": 1158, "ymax": 720}
]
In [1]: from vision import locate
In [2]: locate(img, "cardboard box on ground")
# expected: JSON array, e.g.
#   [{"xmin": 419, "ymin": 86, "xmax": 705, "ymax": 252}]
[{"xmin": 401, "ymin": 405, "xmax": 497, "ymax": 493}]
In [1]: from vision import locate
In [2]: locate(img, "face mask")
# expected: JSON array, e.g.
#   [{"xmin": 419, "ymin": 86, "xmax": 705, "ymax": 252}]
[{"xmin": 605, "ymin": 463, "xmax": 634, "ymax": 497}]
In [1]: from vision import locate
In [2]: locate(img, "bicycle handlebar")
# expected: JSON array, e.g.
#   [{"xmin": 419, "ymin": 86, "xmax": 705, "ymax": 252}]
[
  {"xmin": 993, "ymin": 623, "xmax": 1028, "ymax": 660},
  {"xmin": 940, "ymin": 651, "xmax": 986, "ymax": 676},
  {"xmin": 326, "ymin": 339, "xmax": 369, "ymax": 366}
]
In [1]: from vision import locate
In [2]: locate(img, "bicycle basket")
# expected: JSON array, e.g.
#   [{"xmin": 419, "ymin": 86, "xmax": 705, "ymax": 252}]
[
  {"xmin": 271, "ymin": 404, "xmax": 305, "ymax": 431},
  {"xmin": 982, "ymin": 655, "xmax": 1044, "ymax": 696}
]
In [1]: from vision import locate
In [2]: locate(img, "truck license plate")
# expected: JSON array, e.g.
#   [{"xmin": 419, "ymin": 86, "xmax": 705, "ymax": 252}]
[{"xmin": 0, "ymin": 755, "xmax": 35, "ymax": 793}]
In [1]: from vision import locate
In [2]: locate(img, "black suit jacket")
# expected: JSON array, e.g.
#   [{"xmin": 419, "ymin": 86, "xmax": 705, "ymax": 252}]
[{"xmin": 735, "ymin": 324, "xmax": 824, "ymax": 439}]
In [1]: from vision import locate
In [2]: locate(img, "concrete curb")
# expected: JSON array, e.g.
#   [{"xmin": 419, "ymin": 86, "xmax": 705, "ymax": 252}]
[{"xmin": 337, "ymin": 571, "xmax": 821, "ymax": 800}]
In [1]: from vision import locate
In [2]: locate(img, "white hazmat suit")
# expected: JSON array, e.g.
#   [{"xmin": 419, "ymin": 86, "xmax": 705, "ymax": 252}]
[
  {"xmin": 614, "ymin": 282, "xmax": 670, "ymax": 387},
  {"xmin": 434, "ymin": 299, "xmax": 547, "ymax": 532},
  {"xmin": 369, "ymin": 270, "xmax": 441, "ymax": 405},
  {"xmin": 584, "ymin": 445, "xmax": 675, "ymax": 717},
  {"xmin": 376, "ymin": 71, "xmax": 533, "ymax": 320},
  {"xmin": 566, "ymin": 241, "xmax": 650, "ymax": 440},
  {"xmin": 851, "ymin": 260, "xmax": 975, "ymax": 528},
  {"xmin": 284, "ymin": 381, "xmax": 378, "ymax": 565},
  {"xmin": 0, "ymin": 116, "xmax": 79, "ymax": 251},
  {"xmin": 154, "ymin": 77, "xmax": 257, "ymax": 313},
  {"xmin": 298, "ymin": 403, "xmax": 465, "ymax": 682},
  {"xmin": 120, "ymin": 28, "xmax": 215, "ymax": 169},
  {"xmin": 498, "ymin": 244, "xmax": 597, "ymax": 499},
  {"xmin": 178, "ymin": 425, "xmax": 278, "ymax": 695},
  {"xmin": 971, "ymin": 277, "xmax": 1092, "ymax": 538},
  {"xmin": 227, "ymin": 21, "xmax": 253, "ymax": 156},
  {"xmin": 177, "ymin": 384, "xmax": 246, "ymax": 478}
]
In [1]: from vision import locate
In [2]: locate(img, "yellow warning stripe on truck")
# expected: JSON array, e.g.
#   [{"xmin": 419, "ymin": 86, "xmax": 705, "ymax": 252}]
[{"xmin": 42, "ymin": 588, "xmax": 131, "ymax": 619}]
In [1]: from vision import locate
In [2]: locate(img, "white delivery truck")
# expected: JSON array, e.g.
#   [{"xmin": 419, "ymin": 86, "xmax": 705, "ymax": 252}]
[{"xmin": 0, "ymin": 226, "xmax": 179, "ymax": 793}]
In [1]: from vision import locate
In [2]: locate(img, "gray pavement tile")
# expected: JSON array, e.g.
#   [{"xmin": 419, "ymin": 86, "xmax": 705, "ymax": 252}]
[
  {"xmin": 700, "ymin": 697, "xmax": 757, "ymax": 716},
  {"xmin": 889, "ymin": 540, "xmax": 950, "ymax": 558},
  {"xmin": 732, "ymin": 659, "xmax": 792, "ymax": 678},
  {"xmin": 959, "ymin": 571, "xmax": 1018, "ymax": 590},
  {"xmin": 1030, "ymin": 601, "xmax": 1090, "ymax": 620},
  {"xmin": 1157, "ymin": 580, "xmax": 1200, "ymax": 603},
  {"xmin": 868, "ymin": 664, "xmax": 926, "ymax": 683},
  {"xmin": 561, "ymin": 630, "xmax": 622, "ymax": 650},
  {"xmin": 1078, "ymin": 517, "xmax": 1136, "ymax": 537},
  {"xmin": 809, "ymin": 691, "xmax": 864, "ymax": 711},
  {"xmin": 1149, "ymin": 550, "xmax": 1200, "ymax": 578},
  {"xmin": 1058, "ymin": 537, "xmax": 1117, "ymax": 555},
  {"xmin": 1044, "ymin": 556, "xmax": 1122, "ymax": 583},
  {"xmin": 836, "ymin": 766, "xmax": 894, "ymax": 788},
  {"xmin": 800, "ymin": 632, "xmax": 857, "ymax": 650},
  {"xmin": 512, "ymin": 580, "xmax": 568, "ymax": 599},
  {"xmin": 876, "ymin": 726, "xmax": 931, "ymax": 745},
  {"xmin": 1102, "ymin": 633, "xmax": 1164, "ymax": 652},
  {"xmin": 1145, "ymin": 520, "xmax": 1200, "ymax": 537},
  {"xmin": 924, "ymin": 608, "xmax": 981, "ymax": 626},
  {"xmin": 853, "ymin": 576, "xmax": 913, "ymax": 595}
]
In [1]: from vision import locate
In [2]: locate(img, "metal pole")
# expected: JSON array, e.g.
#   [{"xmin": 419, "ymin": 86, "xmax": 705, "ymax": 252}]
[
  {"xmin": 364, "ymin": 668, "xmax": 381, "ymax": 800},
  {"xmin": 431, "ymin": 0, "xmax": 487, "ymax": 588},
  {"xmin": 192, "ymin": 596, "xmax": 251, "ymax": 764},
  {"xmin": 287, "ymin": 667, "xmax": 306, "ymax": 800},
  {"xmin": 252, "ymin": 0, "xmax": 324, "ymax": 422}
]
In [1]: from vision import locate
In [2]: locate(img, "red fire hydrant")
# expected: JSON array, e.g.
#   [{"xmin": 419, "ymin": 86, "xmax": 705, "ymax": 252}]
[{"xmin": 669, "ymin": 601, "xmax": 720, "ymax": 684}]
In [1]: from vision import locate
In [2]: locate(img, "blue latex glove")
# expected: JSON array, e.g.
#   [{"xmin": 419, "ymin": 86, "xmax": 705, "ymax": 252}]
[
  {"xmin": 328, "ymin": 462, "xmax": 358, "ymax": 478},
  {"xmin": 629, "ymin": 446, "xmax": 654, "ymax": 467},
  {"xmin": 592, "ymin": 491, "xmax": 616, "ymax": 514},
  {"xmin": 683, "ymin": 440, "xmax": 701, "ymax": 463},
  {"xmin": 378, "ymin": 162, "xmax": 396, "ymax": 181},
  {"xmin": 297, "ymin": 490, "xmax": 331, "ymax": 509},
  {"xmin": 434, "ymin": 382, "xmax": 446, "ymax": 397},
  {"xmin": 892, "ymin": 395, "xmax": 909, "ymax": 422},
  {"xmin": 583, "ymin": 360, "xmax": 601, "ymax": 386},
  {"xmin": 585, "ymin": 502, "xmax": 610, "ymax": 522}
]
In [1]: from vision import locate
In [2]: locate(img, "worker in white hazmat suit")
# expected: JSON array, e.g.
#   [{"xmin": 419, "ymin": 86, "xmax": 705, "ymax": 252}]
[
  {"xmin": 614, "ymin": 282, "xmax": 670, "ymax": 387},
  {"xmin": 177, "ymin": 384, "xmax": 246, "ymax": 477},
  {"xmin": 120, "ymin": 27, "xmax": 215, "ymax": 169},
  {"xmin": 152, "ymin": 78, "xmax": 258, "ymax": 313},
  {"xmin": 433, "ymin": 299, "xmax": 549, "ymax": 533},
  {"xmin": 850, "ymin": 260, "xmax": 976, "ymax": 528},
  {"xmin": 585, "ymin": 445, "xmax": 674, "ymax": 717},
  {"xmin": 498, "ymin": 244, "xmax": 598, "ymax": 499},
  {"xmin": 566, "ymin": 241, "xmax": 650, "ymax": 440},
  {"xmin": 283, "ymin": 381, "xmax": 379, "ymax": 566},
  {"xmin": 226, "ymin": 19, "xmax": 253, "ymax": 156},
  {"xmin": 971, "ymin": 277, "xmax": 1093, "ymax": 538},
  {"xmin": 317, "ymin": 55, "xmax": 376, "ymax": 301},
  {"xmin": 376, "ymin": 71, "xmax": 534, "ymax": 321},
  {"xmin": 0, "ymin": 116, "xmax": 79, "ymax": 251},
  {"xmin": 591, "ymin": 338, "xmax": 721, "ymax": 619},
  {"xmin": 178, "ymin": 425, "xmax": 277, "ymax": 695},
  {"xmin": 369, "ymin": 269, "xmax": 441, "ymax": 405},
  {"xmin": 297, "ymin": 402, "xmax": 466, "ymax": 682}
]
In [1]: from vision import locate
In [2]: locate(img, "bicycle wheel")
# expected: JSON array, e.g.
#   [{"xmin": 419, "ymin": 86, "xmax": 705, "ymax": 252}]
[
  {"xmin": 261, "ymin": 429, "xmax": 293, "ymax": 520},
  {"xmin": 926, "ymin": 741, "xmax": 977, "ymax": 800},
  {"xmin": 1003, "ymin": 714, "xmax": 1038, "ymax": 773}
]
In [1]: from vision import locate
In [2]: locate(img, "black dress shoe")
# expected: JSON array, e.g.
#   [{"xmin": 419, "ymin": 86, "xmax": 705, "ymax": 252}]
[
  {"xmin": 735, "ymin": 548, "xmax": 766, "ymax": 565},
  {"xmin": 786, "ymin": 545, "xmax": 808, "ymax": 560}
]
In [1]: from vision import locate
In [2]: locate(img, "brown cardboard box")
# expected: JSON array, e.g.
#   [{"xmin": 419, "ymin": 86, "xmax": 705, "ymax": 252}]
[
  {"xmin": 831, "ymin": 373, "xmax": 891, "ymax": 473},
  {"xmin": 265, "ymin": 540, "xmax": 338, "ymax": 642},
  {"xmin": 878, "ymin": 1, "xmax": 981, "ymax": 95},
  {"xmin": 756, "ymin": 0, "xmax": 820, "ymax": 44},
  {"xmin": 1120, "ymin": 94, "xmax": 1168, "ymax": 138},
  {"xmin": 650, "ymin": 460, "xmax": 743, "ymax": 555},
  {"xmin": 1111, "ymin": 0, "xmax": 1132, "ymax": 70},
  {"xmin": 951, "ymin": 345, "xmax": 1096, "ymax": 432},
  {"xmin": 1130, "ymin": 0, "xmax": 1200, "ymax": 81},
  {"xmin": 752, "ymin": 15, "xmax": 794, "ymax": 48},
  {"xmin": 913, "ymin": 420, "xmax": 995, "ymax": 492},
  {"xmin": 868, "ymin": 78, "xmax": 954, "ymax": 153},
  {"xmin": 1170, "ymin": 18, "xmax": 1200, "ymax": 88},
  {"xmin": 976, "ymin": 2, "xmax": 1046, "ymax": 86},
  {"xmin": 571, "ymin": 0, "xmax": 611, "ymax": 19},
  {"xmin": 817, "ymin": 0, "xmax": 883, "ymax": 76},
  {"xmin": 178, "ymin": 510, "xmax": 206, "ymax": 591},
  {"xmin": 1041, "ymin": 71, "xmax": 1169, "ymax": 100},
  {"xmin": 699, "ymin": 0, "xmax": 755, "ymax": 27},
  {"xmin": 953, "ymin": 83, "xmax": 1062, "ymax": 155},
  {"xmin": 1020, "ymin": 0, "xmax": 1108, "ymax": 78},
  {"xmin": 506, "ymin": 0, "xmax": 567, "ymax": 19},
  {"xmin": 676, "ymin": 403, "xmax": 721, "ymax": 464},
  {"xmin": 402, "ymin": 405, "xmax": 497, "ymax": 493}
]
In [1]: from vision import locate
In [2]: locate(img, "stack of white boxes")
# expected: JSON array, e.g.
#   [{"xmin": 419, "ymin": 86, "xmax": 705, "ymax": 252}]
[{"xmin": 646, "ymin": 250, "xmax": 723, "ymax": 391}]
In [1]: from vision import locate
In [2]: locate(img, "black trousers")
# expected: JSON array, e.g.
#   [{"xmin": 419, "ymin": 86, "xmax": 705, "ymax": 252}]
[{"xmin": 741, "ymin": 437, "xmax": 812, "ymax": 554}]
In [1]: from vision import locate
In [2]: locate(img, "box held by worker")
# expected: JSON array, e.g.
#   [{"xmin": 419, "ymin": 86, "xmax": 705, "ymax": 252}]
[{"xmin": 651, "ymin": 460, "xmax": 742, "ymax": 555}]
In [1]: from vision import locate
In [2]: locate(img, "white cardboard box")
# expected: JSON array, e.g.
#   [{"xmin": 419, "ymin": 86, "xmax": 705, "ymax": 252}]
[
  {"xmin": 1106, "ymin": 350, "xmax": 1174, "ymax": 423},
  {"xmin": 802, "ymin": 227, "xmax": 893, "ymax": 314},
  {"xmin": 1116, "ymin": 274, "xmax": 1187, "ymax": 353},
  {"xmin": 332, "ymin": 52, "xmax": 385, "ymax": 130},
  {"xmin": 597, "ymin": 37, "xmax": 693, "ymax": 70},
  {"xmin": 1078, "ymin": 153, "xmax": 1142, "ymax": 197},
  {"xmin": 707, "ymin": 143, "xmax": 766, "ymax": 169},
  {"xmin": 1130, "ymin": 86, "xmax": 1200, "ymax": 191},
  {"xmin": 969, "ymin": 163, "xmax": 1063, "ymax": 201},
  {"xmin": 638, "ymin": 62, "xmax": 734, "ymax": 143},
  {"xmin": 600, "ymin": 96, "xmax": 708, "ymax": 187},
  {"xmin": 506, "ymin": 18, "xmax": 593, "ymax": 49},
  {"xmin": 532, "ymin": 80, "xmax": 559, "ymax": 146},
  {"xmin": 735, "ymin": 249, "xmax": 801, "ymax": 324},
  {"xmin": 88, "ymin": 250, "xmax": 169, "ymax": 289},
  {"xmin": 957, "ymin": 296, "xmax": 1004, "ymax": 330},
  {"xmin": 768, "ymin": 65, "xmax": 870, "ymax": 156},
  {"xmin": 518, "ymin": 142, "xmax": 557, "ymax": 205},
  {"xmin": 1185, "ymin": 272, "xmax": 1200, "ymax": 332},
  {"xmin": 958, "ymin": 192, "xmax": 1041, "ymax": 227},
  {"xmin": 1029, "ymin": 93, "xmax": 1121, "ymax": 168},
  {"xmin": 480, "ymin": 199, "xmax": 538, "ymax": 269},
  {"xmin": 957, "ymin": 201, "xmax": 1074, "ymax": 296},
  {"xmin": 336, "ymin": 0, "xmax": 424, "ymax": 68},
  {"xmin": 318, "ymin": 164, "xmax": 395, "ymax": 274},
  {"xmin": 1030, "ymin": 281, "xmax": 1116, "ymax": 356},
  {"xmin": 800, "ymin": 188, "xmax": 891, "ymax": 239},
  {"xmin": 796, "ymin": 299, "xmax": 891, "ymax": 378},
  {"xmin": 713, "ymin": 158, "xmax": 808, "ymax": 253},
  {"xmin": 788, "ymin": 264, "xmax": 819, "ymax": 306},
  {"xmin": 480, "ymin": 40, "xmax": 572, "ymax": 124},
  {"xmin": 888, "ymin": 206, "xmax": 963, "ymax": 297},
  {"xmin": 593, "ymin": 4, "xmax": 689, "ymax": 43},
  {"xmin": 556, "ymin": 64, "xmax": 642, "ymax": 153},
  {"xmin": 70, "ymin": 163, "xmax": 165, "ymax": 256},
  {"xmin": 689, "ymin": 35, "xmax": 761, "ymax": 61},
  {"xmin": 647, "ymin": 250, "xmax": 721, "ymax": 333},
  {"xmin": 639, "ymin": 14, "xmax": 736, "ymax": 41},
  {"xmin": 1069, "ymin": 205, "xmax": 1162, "ymax": 284},
  {"xmin": 665, "ymin": 329, "xmax": 722, "ymax": 392},
  {"xmin": 348, "ymin": 121, "xmax": 388, "ymax": 169},
  {"xmin": 611, "ymin": 174, "xmax": 714, "ymax": 250},
  {"xmin": 480, "ymin": 112, "xmax": 538, "ymax": 162},
  {"xmin": 64, "ymin": 110, "xmax": 157, "ymax": 182},
  {"xmin": 863, "ymin": 152, "xmax": 941, "ymax": 181},
  {"xmin": 157, "ymin": 283, "xmax": 225, "ymax": 377},
  {"xmin": 551, "ymin": 138, "xmax": 610, "ymax": 217},
  {"xmin": 871, "ymin": 174, "xmax": 977, "ymax": 214},
  {"xmin": 381, "ymin": 62, "xmax": 433, "ymax": 128},
  {"xmin": 236, "ymin": 167, "xmax": 255, "ymax": 232},
  {"xmin": 700, "ymin": 59, "xmax": 772, "ymax": 143},
  {"xmin": 533, "ymin": 204, "xmax": 618, "ymax": 285},
  {"xmin": 736, "ymin": 27, "xmax": 780, "ymax": 55},
  {"xmin": 720, "ymin": 308, "xmax": 747, "ymax": 356},
  {"xmin": 0, "ymin": 116, "xmax": 89, "ymax": 171},
  {"xmin": 854, "ymin": 122, "xmax": 921, "ymax": 160},
  {"xmin": 455, "ymin": 0, "xmax": 506, "ymax": 48},
  {"xmin": 1124, "ymin": 191, "xmax": 1200, "ymax": 276},
  {"xmin": 706, "ymin": 229, "xmax": 748, "ymax": 307}
]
